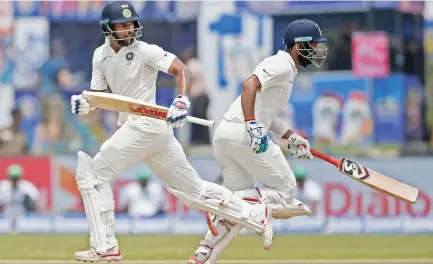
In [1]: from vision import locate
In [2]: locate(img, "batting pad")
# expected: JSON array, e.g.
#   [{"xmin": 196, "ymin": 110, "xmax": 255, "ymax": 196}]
[
  {"xmin": 236, "ymin": 188, "xmax": 311, "ymax": 219},
  {"xmin": 166, "ymin": 181, "xmax": 266, "ymax": 233},
  {"xmin": 75, "ymin": 151, "xmax": 116, "ymax": 254}
]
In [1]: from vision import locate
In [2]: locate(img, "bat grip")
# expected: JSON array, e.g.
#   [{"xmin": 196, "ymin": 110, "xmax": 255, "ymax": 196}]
[{"xmin": 311, "ymin": 148, "xmax": 340, "ymax": 167}]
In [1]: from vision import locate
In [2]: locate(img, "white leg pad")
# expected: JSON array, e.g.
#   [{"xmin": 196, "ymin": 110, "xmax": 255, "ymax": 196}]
[
  {"xmin": 203, "ymin": 188, "xmax": 264, "ymax": 264},
  {"xmin": 237, "ymin": 188, "xmax": 312, "ymax": 219},
  {"xmin": 166, "ymin": 182, "xmax": 266, "ymax": 233},
  {"xmin": 75, "ymin": 151, "xmax": 116, "ymax": 254},
  {"xmin": 205, "ymin": 224, "xmax": 242, "ymax": 264}
]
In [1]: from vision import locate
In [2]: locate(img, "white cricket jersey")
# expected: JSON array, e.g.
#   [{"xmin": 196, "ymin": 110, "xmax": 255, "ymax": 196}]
[
  {"xmin": 223, "ymin": 51, "xmax": 297, "ymax": 129},
  {"xmin": 90, "ymin": 38, "xmax": 177, "ymax": 126}
]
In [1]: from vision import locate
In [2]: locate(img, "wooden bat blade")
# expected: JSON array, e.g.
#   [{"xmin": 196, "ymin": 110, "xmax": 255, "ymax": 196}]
[
  {"xmin": 82, "ymin": 91, "xmax": 168, "ymax": 119},
  {"xmin": 338, "ymin": 157, "xmax": 419, "ymax": 204},
  {"xmin": 81, "ymin": 91, "xmax": 215, "ymax": 127},
  {"xmin": 311, "ymin": 149, "xmax": 419, "ymax": 204}
]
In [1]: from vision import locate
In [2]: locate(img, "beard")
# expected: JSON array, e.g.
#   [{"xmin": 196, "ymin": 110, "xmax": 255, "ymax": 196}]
[
  {"xmin": 114, "ymin": 31, "xmax": 136, "ymax": 47},
  {"xmin": 298, "ymin": 48, "xmax": 316, "ymax": 67}
]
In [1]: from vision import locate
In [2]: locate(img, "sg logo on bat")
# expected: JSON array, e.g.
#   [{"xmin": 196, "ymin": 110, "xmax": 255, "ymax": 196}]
[{"xmin": 338, "ymin": 158, "xmax": 370, "ymax": 181}]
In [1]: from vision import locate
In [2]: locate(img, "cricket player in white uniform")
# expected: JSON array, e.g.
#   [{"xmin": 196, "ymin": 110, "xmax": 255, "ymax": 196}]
[
  {"xmin": 188, "ymin": 19, "xmax": 328, "ymax": 264},
  {"xmin": 69, "ymin": 1, "xmax": 273, "ymax": 262}
]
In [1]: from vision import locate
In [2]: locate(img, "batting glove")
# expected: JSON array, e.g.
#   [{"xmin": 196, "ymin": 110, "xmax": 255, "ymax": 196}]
[
  {"xmin": 70, "ymin": 94, "xmax": 94, "ymax": 115},
  {"xmin": 287, "ymin": 133, "xmax": 313, "ymax": 159},
  {"xmin": 167, "ymin": 94, "xmax": 190, "ymax": 128},
  {"xmin": 245, "ymin": 119, "xmax": 269, "ymax": 154}
]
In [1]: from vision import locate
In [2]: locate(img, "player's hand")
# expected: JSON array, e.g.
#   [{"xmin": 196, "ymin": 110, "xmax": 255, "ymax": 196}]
[
  {"xmin": 245, "ymin": 120, "xmax": 269, "ymax": 154},
  {"xmin": 70, "ymin": 94, "xmax": 93, "ymax": 115},
  {"xmin": 167, "ymin": 94, "xmax": 190, "ymax": 128},
  {"xmin": 287, "ymin": 133, "xmax": 313, "ymax": 159}
]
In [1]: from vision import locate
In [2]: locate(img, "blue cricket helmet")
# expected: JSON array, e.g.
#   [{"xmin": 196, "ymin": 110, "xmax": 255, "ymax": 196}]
[
  {"xmin": 100, "ymin": 1, "xmax": 142, "ymax": 45},
  {"xmin": 101, "ymin": 1, "xmax": 139, "ymax": 25},
  {"xmin": 283, "ymin": 19, "xmax": 328, "ymax": 68},
  {"xmin": 283, "ymin": 19, "xmax": 327, "ymax": 47}
]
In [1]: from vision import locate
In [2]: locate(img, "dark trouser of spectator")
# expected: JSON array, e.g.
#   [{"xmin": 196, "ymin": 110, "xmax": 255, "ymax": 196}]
[{"xmin": 190, "ymin": 94, "xmax": 210, "ymax": 145}]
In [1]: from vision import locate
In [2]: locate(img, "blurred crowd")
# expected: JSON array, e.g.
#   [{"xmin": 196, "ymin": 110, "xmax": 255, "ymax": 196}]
[{"xmin": 0, "ymin": 10, "xmax": 429, "ymax": 157}]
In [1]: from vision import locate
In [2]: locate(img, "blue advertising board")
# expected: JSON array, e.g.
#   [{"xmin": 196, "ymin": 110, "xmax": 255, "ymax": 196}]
[
  {"xmin": 287, "ymin": 72, "xmax": 423, "ymax": 145},
  {"xmin": 372, "ymin": 74, "xmax": 405, "ymax": 144},
  {"xmin": 289, "ymin": 73, "xmax": 373, "ymax": 145},
  {"xmin": 404, "ymin": 75, "xmax": 424, "ymax": 141}
]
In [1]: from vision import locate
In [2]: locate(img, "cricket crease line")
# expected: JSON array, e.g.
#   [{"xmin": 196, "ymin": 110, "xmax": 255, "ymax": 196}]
[{"xmin": 0, "ymin": 259, "xmax": 432, "ymax": 264}]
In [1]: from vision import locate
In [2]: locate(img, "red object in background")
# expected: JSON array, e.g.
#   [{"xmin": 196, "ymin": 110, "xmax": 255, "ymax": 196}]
[
  {"xmin": 352, "ymin": 31, "xmax": 390, "ymax": 78},
  {"xmin": 324, "ymin": 183, "xmax": 431, "ymax": 217},
  {"xmin": 0, "ymin": 156, "xmax": 52, "ymax": 209}
]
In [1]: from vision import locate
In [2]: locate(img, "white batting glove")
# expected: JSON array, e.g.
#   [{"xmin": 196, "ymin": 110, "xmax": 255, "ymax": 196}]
[
  {"xmin": 167, "ymin": 94, "xmax": 190, "ymax": 128},
  {"xmin": 70, "ymin": 94, "xmax": 93, "ymax": 115},
  {"xmin": 245, "ymin": 120, "xmax": 269, "ymax": 154},
  {"xmin": 287, "ymin": 133, "xmax": 313, "ymax": 159}
]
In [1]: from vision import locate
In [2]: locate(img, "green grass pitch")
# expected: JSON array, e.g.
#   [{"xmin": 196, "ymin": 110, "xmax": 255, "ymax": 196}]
[{"xmin": 0, "ymin": 234, "xmax": 431, "ymax": 261}]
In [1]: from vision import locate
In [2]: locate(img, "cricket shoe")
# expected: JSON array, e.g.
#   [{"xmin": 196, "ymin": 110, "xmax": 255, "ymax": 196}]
[
  {"xmin": 187, "ymin": 240, "xmax": 214, "ymax": 264},
  {"xmin": 74, "ymin": 245, "xmax": 121, "ymax": 262}
]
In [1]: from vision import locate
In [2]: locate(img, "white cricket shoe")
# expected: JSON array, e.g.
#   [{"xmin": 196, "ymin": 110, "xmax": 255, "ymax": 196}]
[{"xmin": 74, "ymin": 245, "xmax": 122, "ymax": 262}]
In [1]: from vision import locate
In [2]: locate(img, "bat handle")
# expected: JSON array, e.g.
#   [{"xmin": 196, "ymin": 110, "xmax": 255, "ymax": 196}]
[
  {"xmin": 311, "ymin": 148, "xmax": 340, "ymax": 168},
  {"xmin": 185, "ymin": 116, "xmax": 215, "ymax": 127}
]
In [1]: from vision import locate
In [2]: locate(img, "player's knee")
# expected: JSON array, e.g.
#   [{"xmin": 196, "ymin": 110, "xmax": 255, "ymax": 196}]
[{"xmin": 92, "ymin": 144, "xmax": 122, "ymax": 181}]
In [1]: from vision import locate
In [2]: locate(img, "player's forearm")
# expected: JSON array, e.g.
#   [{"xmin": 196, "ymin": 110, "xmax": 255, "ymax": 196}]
[
  {"xmin": 241, "ymin": 80, "xmax": 257, "ymax": 120},
  {"xmin": 269, "ymin": 117, "xmax": 290, "ymax": 138},
  {"xmin": 175, "ymin": 67, "xmax": 192, "ymax": 96}
]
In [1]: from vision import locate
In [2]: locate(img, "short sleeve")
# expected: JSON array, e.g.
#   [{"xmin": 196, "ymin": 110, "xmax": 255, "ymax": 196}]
[
  {"xmin": 141, "ymin": 44, "xmax": 177, "ymax": 73},
  {"xmin": 90, "ymin": 49, "xmax": 108, "ymax": 91},
  {"xmin": 252, "ymin": 58, "xmax": 291, "ymax": 91}
]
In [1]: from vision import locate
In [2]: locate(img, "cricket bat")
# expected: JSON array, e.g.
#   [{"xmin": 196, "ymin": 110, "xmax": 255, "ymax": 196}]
[
  {"xmin": 81, "ymin": 91, "xmax": 215, "ymax": 127},
  {"xmin": 310, "ymin": 149, "xmax": 419, "ymax": 204}
]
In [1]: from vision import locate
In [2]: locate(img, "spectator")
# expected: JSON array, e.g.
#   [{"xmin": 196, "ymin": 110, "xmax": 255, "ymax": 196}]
[
  {"xmin": 33, "ymin": 37, "xmax": 76, "ymax": 154},
  {"xmin": 119, "ymin": 169, "xmax": 166, "ymax": 218},
  {"xmin": 0, "ymin": 108, "xmax": 28, "ymax": 155},
  {"xmin": 0, "ymin": 165, "xmax": 40, "ymax": 234},
  {"xmin": 293, "ymin": 166, "xmax": 323, "ymax": 215},
  {"xmin": 180, "ymin": 47, "xmax": 210, "ymax": 145}
]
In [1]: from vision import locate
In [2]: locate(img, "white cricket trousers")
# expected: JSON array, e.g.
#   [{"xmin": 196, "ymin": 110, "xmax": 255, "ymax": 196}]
[
  {"xmin": 88, "ymin": 116, "xmax": 268, "ymax": 251},
  {"xmin": 214, "ymin": 119, "xmax": 297, "ymax": 202},
  {"xmin": 94, "ymin": 115, "xmax": 203, "ymax": 195}
]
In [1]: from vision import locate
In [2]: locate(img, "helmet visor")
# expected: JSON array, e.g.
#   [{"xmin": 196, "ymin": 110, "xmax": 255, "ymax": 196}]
[{"xmin": 295, "ymin": 37, "xmax": 328, "ymax": 68}]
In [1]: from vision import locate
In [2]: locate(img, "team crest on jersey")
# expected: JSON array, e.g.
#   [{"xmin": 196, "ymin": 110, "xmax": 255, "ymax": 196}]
[{"xmin": 126, "ymin": 52, "xmax": 134, "ymax": 62}]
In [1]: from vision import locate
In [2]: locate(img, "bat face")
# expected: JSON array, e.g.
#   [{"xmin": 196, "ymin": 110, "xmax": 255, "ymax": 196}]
[
  {"xmin": 337, "ymin": 157, "xmax": 418, "ymax": 204},
  {"xmin": 129, "ymin": 103, "xmax": 167, "ymax": 120},
  {"xmin": 338, "ymin": 158, "xmax": 370, "ymax": 181}
]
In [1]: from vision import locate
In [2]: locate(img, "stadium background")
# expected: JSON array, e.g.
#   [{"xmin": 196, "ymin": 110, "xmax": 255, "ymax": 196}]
[{"xmin": 0, "ymin": 1, "xmax": 432, "ymax": 262}]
